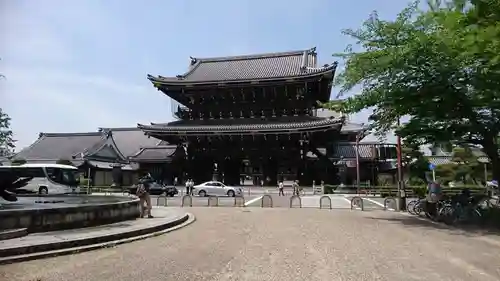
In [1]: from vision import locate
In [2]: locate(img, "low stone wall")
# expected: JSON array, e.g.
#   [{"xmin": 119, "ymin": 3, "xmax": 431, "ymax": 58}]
[{"xmin": 0, "ymin": 196, "xmax": 140, "ymax": 232}]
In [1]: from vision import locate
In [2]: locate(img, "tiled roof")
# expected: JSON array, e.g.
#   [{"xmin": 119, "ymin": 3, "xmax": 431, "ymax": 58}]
[
  {"xmin": 341, "ymin": 121, "xmax": 367, "ymax": 133},
  {"xmin": 129, "ymin": 146, "xmax": 179, "ymax": 162},
  {"xmin": 331, "ymin": 142, "xmax": 398, "ymax": 160},
  {"xmin": 99, "ymin": 127, "xmax": 161, "ymax": 157},
  {"xmin": 147, "ymin": 47, "xmax": 337, "ymax": 85},
  {"xmin": 428, "ymin": 156, "xmax": 489, "ymax": 165},
  {"xmin": 12, "ymin": 132, "xmax": 105, "ymax": 162},
  {"xmin": 158, "ymin": 140, "xmax": 170, "ymax": 146},
  {"xmin": 86, "ymin": 160, "xmax": 138, "ymax": 171},
  {"xmin": 138, "ymin": 116, "xmax": 343, "ymax": 135}
]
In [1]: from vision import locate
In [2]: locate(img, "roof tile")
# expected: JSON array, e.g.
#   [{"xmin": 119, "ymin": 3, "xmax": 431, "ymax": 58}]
[
  {"xmin": 139, "ymin": 116, "xmax": 343, "ymax": 134},
  {"xmin": 129, "ymin": 146, "xmax": 178, "ymax": 162},
  {"xmin": 148, "ymin": 47, "xmax": 336, "ymax": 84},
  {"xmin": 99, "ymin": 127, "xmax": 160, "ymax": 157},
  {"xmin": 13, "ymin": 132, "xmax": 104, "ymax": 161}
]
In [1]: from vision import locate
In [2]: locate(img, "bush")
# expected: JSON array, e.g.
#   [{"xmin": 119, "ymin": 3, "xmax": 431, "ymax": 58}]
[
  {"xmin": 11, "ymin": 158, "xmax": 26, "ymax": 165},
  {"xmin": 323, "ymin": 185, "xmax": 336, "ymax": 194},
  {"xmin": 80, "ymin": 178, "xmax": 90, "ymax": 186},
  {"xmin": 412, "ymin": 186, "xmax": 427, "ymax": 198}
]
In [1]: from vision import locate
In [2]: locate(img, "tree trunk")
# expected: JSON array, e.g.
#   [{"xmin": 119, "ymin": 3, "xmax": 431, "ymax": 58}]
[{"xmin": 483, "ymin": 141, "xmax": 500, "ymax": 181}]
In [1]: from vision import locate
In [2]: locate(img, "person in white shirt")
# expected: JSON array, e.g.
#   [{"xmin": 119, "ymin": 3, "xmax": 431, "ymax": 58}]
[
  {"xmin": 185, "ymin": 180, "xmax": 190, "ymax": 195},
  {"xmin": 189, "ymin": 179, "xmax": 194, "ymax": 195},
  {"xmin": 278, "ymin": 181, "xmax": 284, "ymax": 196}
]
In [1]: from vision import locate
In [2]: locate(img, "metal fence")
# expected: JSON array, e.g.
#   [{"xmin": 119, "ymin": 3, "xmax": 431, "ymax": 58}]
[{"xmin": 155, "ymin": 195, "xmax": 247, "ymax": 208}]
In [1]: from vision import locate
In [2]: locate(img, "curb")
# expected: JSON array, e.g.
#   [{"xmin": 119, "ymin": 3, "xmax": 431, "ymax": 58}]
[{"xmin": 0, "ymin": 213, "xmax": 195, "ymax": 265}]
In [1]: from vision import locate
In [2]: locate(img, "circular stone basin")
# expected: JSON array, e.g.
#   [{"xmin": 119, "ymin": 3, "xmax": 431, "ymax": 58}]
[{"xmin": 0, "ymin": 195, "xmax": 140, "ymax": 232}]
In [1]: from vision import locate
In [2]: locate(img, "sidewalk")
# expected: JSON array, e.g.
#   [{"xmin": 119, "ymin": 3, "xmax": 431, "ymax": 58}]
[{"xmin": 0, "ymin": 207, "xmax": 194, "ymax": 264}]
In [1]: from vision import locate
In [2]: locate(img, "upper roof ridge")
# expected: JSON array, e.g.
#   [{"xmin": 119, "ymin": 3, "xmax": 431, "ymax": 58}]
[
  {"xmin": 99, "ymin": 127, "xmax": 142, "ymax": 132},
  {"xmin": 147, "ymin": 46, "xmax": 335, "ymax": 85},
  {"xmin": 191, "ymin": 47, "xmax": 316, "ymax": 63},
  {"xmin": 42, "ymin": 132, "xmax": 103, "ymax": 137}
]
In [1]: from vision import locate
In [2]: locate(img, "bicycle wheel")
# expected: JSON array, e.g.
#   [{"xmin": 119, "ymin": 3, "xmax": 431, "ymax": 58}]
[
  {"xmin": 407, "ymin": 200, "xmax": 417, "ymax": 215},
  {"xmin": 440, "ymin": 205, "xmax": 458, "ymax": 225},
  {"xmin": 414, "ymin": 201, "xmax": 424, "ymax": 216}
]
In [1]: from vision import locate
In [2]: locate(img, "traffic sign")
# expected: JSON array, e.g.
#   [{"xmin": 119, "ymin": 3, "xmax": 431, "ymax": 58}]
[{"xmin": 428, "ymin": 163, "xmax": 436, "ymax": 170}]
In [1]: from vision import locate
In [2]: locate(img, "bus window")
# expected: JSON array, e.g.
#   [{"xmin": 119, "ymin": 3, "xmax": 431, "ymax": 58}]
[
  {"xmin": 12, "ymin": 167, "xmax": 46, "ymax": 178},
  {"xmin": 46, "ymin": 167, "xmax": 78, "ymax": 186}
]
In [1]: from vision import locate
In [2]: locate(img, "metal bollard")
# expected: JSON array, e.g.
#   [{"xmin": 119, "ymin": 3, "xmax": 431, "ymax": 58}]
[
  {"xmin": 289, "ymin": 195, "xmax": 302, "ymax": 208},
  {"xmin": 350, "ymin": 196, "xmax": 364, "ymax": 211}
]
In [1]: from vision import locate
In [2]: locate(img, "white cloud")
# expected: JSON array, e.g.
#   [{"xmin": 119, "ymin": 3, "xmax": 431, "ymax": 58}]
[
  {"xmin": 0, "ymin": 0, "xmax": 399, "ymax": 150},
  {"xmin": 1, "ymin": 0, "xmax": 171, "ymax": 150}
]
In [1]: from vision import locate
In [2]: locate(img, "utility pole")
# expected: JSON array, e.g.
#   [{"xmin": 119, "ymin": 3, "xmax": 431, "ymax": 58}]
[
  {"xmin": 355, "ymin": 132, "xmax": 361, "ymax": 194},
  {"xmin": 396, "ymin": 118, "xmax": 406, "ymax": 211}
]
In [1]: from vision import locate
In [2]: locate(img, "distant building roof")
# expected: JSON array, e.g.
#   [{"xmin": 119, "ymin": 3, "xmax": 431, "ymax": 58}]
[
  {"xmin": 12, "ymin": 132, "xmax": 106, "ymax": 164},
  {"xmin": 99, "ymin": 127, "xmax": 161, "ymax": 157},
  {"xmin": 147, "ymin": 47, "xmax": 337, "ymax": 86},
  {"xmin": 129, "ymin": 146, "xmax": 179, "ymax": 163},
  {"xmin": 428, "ymin": 156, "xmax": 490, "ymax": 165},
  {"xmin": 332, "ymin": 142, "xmax": 398, "ymax": 160},
  {"xmin": 12, "ymin": 128, "xmax": 165, "ymax": 166}
]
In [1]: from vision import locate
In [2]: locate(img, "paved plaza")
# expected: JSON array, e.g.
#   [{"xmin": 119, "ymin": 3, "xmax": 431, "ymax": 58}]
[{"xmin": 2, "ymin": 207, "xmax": 500, "ymax": 281}]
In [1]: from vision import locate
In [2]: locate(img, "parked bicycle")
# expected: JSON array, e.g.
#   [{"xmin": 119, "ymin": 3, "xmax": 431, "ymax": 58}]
[
  {"xmin": 407, "ymin": 198, "xmax": 425, "ymax": 216},
  {"xmin": 437, "ymin": 195, "xmax": 484, "ymax": 225}
]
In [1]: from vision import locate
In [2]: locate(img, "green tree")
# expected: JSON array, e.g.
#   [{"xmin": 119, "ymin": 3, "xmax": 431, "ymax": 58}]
[
  {"xmin": 0, "ymin": 58, "xmax": 13, "ymax": 156},
  {"xmin": 324, "ymin": 0, "xmax": 500, "ymax": 180},
  {"xmin": 0, "ymin": 108, "xmax": 15, "ymax": 157},
  {"xmin": 435, "ymin": 146, "xmax": 486, "ymax": 184},
  {"xmin": 56, "ymin": 159, "xmax": 74, "ymax": 166},
  {"xmin": 402, "ymin": 141, "xmax": 430, "ymax": 183}
]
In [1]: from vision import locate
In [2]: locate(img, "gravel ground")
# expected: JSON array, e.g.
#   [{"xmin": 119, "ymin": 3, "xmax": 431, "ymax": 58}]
[{"xmin": 1, "ymin": 208, "xmax": 500, "ymax": 281}]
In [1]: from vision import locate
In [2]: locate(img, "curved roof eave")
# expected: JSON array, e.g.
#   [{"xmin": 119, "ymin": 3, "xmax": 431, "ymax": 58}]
[{"xmin": 147, "ymin": 66, "xmax": 336, "ymax": 87}]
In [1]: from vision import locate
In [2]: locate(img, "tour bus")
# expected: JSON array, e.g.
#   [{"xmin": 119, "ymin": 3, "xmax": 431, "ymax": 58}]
[{"xmin": 0, "ymin": 163, "xmax": 80, "ymax": 195}]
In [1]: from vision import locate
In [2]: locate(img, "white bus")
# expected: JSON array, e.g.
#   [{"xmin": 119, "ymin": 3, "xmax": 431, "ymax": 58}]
[{"xmin": 0, "ymin": 163, "xmax": 80, "ymax": 195}]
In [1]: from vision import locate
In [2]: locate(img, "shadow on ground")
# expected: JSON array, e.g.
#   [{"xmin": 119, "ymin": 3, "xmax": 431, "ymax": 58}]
[{"xmin": 367, "ymin": 213, "xmax": 500, "ymax": 238}]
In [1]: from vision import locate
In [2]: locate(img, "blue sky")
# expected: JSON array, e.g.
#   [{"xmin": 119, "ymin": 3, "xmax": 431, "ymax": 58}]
[{"xmin": 1, "ymin": 0, "xmax": 416, "ymax": 149}]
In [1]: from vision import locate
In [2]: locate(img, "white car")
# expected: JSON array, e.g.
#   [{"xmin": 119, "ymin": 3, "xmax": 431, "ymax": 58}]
[{"xmin": 192, "ymin": 181, "xmax": 243, "ymax": 197}]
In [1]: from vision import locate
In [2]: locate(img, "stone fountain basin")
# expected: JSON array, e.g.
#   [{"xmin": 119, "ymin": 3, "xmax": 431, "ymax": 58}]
[{"xmin": 0, "ymin": 195, "xmax": 140, "ymax": 232}]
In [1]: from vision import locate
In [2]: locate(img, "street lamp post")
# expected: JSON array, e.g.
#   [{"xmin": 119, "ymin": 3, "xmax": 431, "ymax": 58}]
[{"xmin": 396, "ymin": 118, "xmax": 406, "ymax": 211}]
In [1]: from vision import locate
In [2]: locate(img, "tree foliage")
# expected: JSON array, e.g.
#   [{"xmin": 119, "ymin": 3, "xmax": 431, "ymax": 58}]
[
  {"xmin": 434, "ymin": 146, "xmax": 486, "ymax": 184},
  {"xmin": 0, "ymin": 58, "xmax": 13, "ymax": 157},
  {"xmin": 324, "ymin": 0, "xmax": 500, "ymax": 179},
  {"xmin": 402, "ymin": 141, "xmax": 430, "ymax": 183},
  {"xmin": 0, "ymin": 108, "xmax": 15, "ymax": 157}
]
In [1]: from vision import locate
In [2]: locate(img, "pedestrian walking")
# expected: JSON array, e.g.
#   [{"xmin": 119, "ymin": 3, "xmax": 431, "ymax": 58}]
[
  {"xmin": 292, "ymin": 180, "xmax": 299, "ymax": 196},
  {"xmin": 278, "ymin": 181, "xmax": 285, "ymax": 196},
  {"xmin": 185, "ymin": 179, "xmax": 190, "ymax": 196},
  {"xmin": 189, "ymin": 179, "xmax": 194, "ymax": 195}
]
